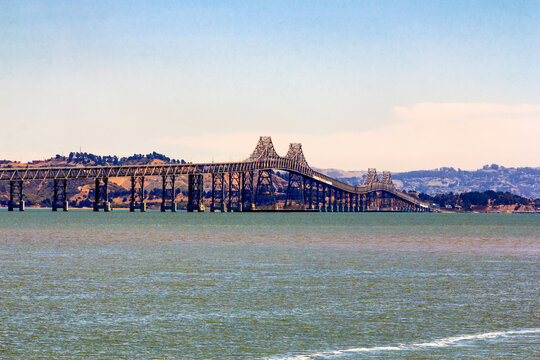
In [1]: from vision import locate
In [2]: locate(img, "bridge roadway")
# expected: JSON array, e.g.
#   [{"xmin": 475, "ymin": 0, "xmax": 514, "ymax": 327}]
[{"xmin": 0, "ymin": 137, "xmax": 430, "ymax": 212}]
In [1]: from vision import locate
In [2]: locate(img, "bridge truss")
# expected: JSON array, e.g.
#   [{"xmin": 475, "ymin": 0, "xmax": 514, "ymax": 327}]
[{"xmin": 0, "ymin": 136, "xmax": 430, "ymax": 212}]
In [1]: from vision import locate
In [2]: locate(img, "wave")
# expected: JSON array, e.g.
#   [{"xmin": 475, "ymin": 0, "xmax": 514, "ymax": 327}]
[{"xmin": 270, "ymin": 328, "xmax": 540, "ymax": 360}]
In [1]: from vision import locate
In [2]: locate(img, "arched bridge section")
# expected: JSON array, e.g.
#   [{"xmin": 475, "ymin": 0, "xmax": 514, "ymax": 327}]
[{"xmin": 0, "ymin": 136, "xmax": 430, "ymax": 212}]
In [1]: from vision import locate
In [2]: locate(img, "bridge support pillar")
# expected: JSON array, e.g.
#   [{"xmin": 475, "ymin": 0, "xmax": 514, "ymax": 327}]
[
  {"xmin": 241, "ymin": 171, "xmax": 255, "ymax": 211},
  {"xmin": 320, "ymin": 185, "xmax": 327, "ymax": 212},
  {"xmin": 255, "ymin": 170, "xmax": 274, "ymax": 208},
  {"xmin": 52, "ymin": 180, "xmax": 58, "ymax": 212},
  {"xmin": 188, "ymin": 174, "xmax": 204, "ymax": 212},
  {"xmin": 211, "ymin": 173, "xmax": 226, "ymax": 212},
  {"xmin": 364, "ymin": 193, "xmax": 370, "ymax": 212},
  {"xmin": 161, "ymin": 175, "xmax": 177, "ymax": 212},
  {"xmin": 313, "ymin": 182, "xmax": 320, "ymax": 211},
  {"xmin": 93, "ymin": 178, "xmax": 100, "ymax": 211},
  {"xmin": 228, "ymin": 172, "xmax": 242, "ymax": 212},
  {"xmin": 130, "ymin": 176, "xmax": 146, "ymax": 212},
  {"xmin": 93, "ymin": 177, "xmax": 111, "ymax": 212},
  {"xmin": 303, "ymin": 177, "xmax": 314, "ymax": 210},
  {"xmin": 364, "ymin": 193, "xmax": 371, "ymax": 212},
  {"xmin": 8, "ymin": 180, "xmax": 24, "ymax": 211},
  {"xmin": 327, "ymin": 186, "xmax": 331, "ymax": 212},
  {"xmin": 52, "ymin": 179, "xmax": 68, "ymax": 212},
  {"xmin": 285, "ymin": 172, "xmax": 304, "ymax": 209}
]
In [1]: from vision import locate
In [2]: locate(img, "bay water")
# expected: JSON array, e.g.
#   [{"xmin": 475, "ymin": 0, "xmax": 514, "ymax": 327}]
[{"xmin": 0, "ymin": 211, "xmax": 538, "ymax": 359}]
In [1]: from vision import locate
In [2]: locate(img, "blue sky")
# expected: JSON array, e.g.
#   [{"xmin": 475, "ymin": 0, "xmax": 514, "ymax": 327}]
[{"xmin": 1, "ymin": 1, "xmax": 539, "ymax": 170}]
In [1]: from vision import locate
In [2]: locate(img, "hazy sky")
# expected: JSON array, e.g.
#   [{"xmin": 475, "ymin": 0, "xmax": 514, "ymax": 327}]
[{"xmin": 1, "ymin": 0, "xmax": 539, "ymax": 171}]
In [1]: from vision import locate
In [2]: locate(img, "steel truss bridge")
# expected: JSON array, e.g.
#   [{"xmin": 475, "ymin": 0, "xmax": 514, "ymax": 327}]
[{"xmin": 0, "ymin": 137, "xmax": 430, "ymax": 212}]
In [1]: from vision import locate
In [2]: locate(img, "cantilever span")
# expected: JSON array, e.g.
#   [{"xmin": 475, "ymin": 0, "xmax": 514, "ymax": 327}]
[{"xmin": 0, "ymin": 136, "xmax": 430, "ymax": 212}]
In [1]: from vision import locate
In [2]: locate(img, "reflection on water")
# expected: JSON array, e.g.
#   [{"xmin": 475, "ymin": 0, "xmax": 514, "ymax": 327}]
[{"xmin": 0, "ymin": 212, "xmax": 538, "ymax": 359}]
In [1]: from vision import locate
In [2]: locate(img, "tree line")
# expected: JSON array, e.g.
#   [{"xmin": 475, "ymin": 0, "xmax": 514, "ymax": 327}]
[
  {"xmin": 417, "ymin": 190, "xmax": 537, "ymax": 210},
  {"xmin": 64, "ymin": 151, "xmax": 186, "ymax": 165}
]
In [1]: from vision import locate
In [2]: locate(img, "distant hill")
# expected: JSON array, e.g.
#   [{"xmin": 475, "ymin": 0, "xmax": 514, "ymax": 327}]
[{"xmin": 316, "ymin": 164, "xmax": 540, "ymax": 199}]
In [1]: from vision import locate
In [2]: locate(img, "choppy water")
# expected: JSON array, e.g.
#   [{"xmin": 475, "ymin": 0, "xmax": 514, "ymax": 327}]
[{"xmin": 0, "ymin": 211, "xmax": 538, "ymax": 359}]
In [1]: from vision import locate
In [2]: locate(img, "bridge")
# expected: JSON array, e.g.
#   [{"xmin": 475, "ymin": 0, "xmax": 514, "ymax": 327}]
[{"xmin": 0, "ymin": 136, "xmax": 430, "ymax": 212}]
